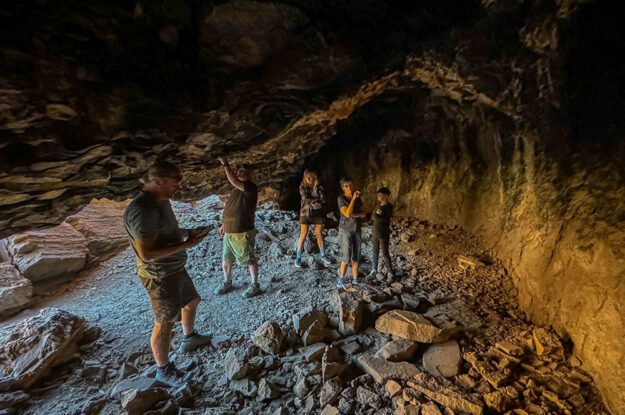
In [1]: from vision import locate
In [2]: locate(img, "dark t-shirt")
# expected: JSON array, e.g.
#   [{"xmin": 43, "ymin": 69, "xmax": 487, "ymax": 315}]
[
  {"xmin": 123, "ymin": 191, "xmax": 187, "ymax": 279},
  {"xmin": 372, "ymin": 202, "xmax": 393, "ymax": 239},
  {"xmin": 338, "ymin": 195, "xmax": 363, "ymax": 232},
  {"xmin": 223, "ymin": 181, "xmax": 258, "ymax": 233}
]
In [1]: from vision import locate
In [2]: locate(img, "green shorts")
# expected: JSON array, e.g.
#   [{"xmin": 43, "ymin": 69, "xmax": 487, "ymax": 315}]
[{"xmin": 223, "ymin": 229, "xmax": 257, "ymax": 265}]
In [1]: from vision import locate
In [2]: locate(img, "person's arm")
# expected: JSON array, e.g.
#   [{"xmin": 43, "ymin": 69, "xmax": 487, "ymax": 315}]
[
  {"xmin": 317, "ymin": 185, "xmax": 326, "ymax": 206},
  {"xmin": 300, "ymin": 186, "xmax": 312, "ymax": 203},
  {"xmin": 339, "ymin": 192, "xmax": 360, "ymax": 217},
  {"xmin": 133, "ymin": 235, "xmax": 204, "ymax": 262},
  {"xmin": 218, "ymin": 157, "xmax": 245, "ymax": 191}
]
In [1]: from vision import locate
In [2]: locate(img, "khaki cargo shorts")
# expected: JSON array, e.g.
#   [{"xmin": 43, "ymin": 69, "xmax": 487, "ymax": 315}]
[
  {"xmin": 138, "ymin": 269, "xmax": 199, "ymax": 323},
  {"xmin": 222, "ymin": 229, "xmax": 257, "ymax": 265}
]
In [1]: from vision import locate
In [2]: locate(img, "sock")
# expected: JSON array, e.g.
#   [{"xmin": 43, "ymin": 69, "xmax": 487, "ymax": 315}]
[
  {"xmin": 157, "ymin": 362, "xmax": 170, "ymax": 373},
  {"xmin": 184, "ymin": 330, "xmax": 197, "ymax": 339},
  {"xmin": 296, "ymin": 250, "xmax": 302, "ymax": 260},
  {"xmin": 320, "ymin": 248, "xmax": 325, "ymax": 256}
]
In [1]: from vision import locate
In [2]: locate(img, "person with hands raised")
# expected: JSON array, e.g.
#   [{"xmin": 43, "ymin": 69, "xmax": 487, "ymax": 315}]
[{"xmin": 336, "ymin": 178, "xmax": 366, "ymax": 288}]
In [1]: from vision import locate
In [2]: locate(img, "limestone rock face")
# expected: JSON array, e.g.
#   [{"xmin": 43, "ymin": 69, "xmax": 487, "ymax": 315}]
[
  {"xmin": 0, "ymin": 263, "xmax": 32, "ymax": 316},
  {"xmin": 65, "ymin": 198, "xmax": 130, "ymax": 261},
  {"xmin": 5, "ymin": 223, "xmax": 88, "ymax": 282},
  {"xmin": 375, "ymin": 310, "xmax": 456, "ymax": 343},
  {"xmin": 0, "ymin": 308, "xmax": 85, "ymax": 391}
]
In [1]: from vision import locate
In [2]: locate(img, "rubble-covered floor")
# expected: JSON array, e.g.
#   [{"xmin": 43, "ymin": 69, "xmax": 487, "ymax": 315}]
[{"xmin": 0, "ymin": 201, "xmax": 609, "ymax": 414}]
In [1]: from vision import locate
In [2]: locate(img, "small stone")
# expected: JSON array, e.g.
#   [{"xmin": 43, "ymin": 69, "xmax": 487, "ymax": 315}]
[
  {"xmin": 483, "ymin": 390, "xmax": 509, "ymax": 412},
  {"xmin": 119, "ymin": 387, "xmax": 169, "ymax": 415},
  {"xmin": 422, "ymin": 340, "xmax": 461, "ymax": 377},
  {"xmin": 302, "ymin": 320, "xmax": 327, "ymax": 346},
  {"xmin": 356, "ymin": 355, "xmax": 420, "ymax": 384},
  {"xmin": 257, "ymin": 378, "xmax": 280, "ymax": 401},
  {"xmin": 376, "ymin": 339, "xmax": 418, "ymax": 362},
  {"xmin": 293, "ymin": 306, "xmax": 328, "ymax": 335},
  {"xmin": 321, "ymin": 404, "xmax": 340, "ymax": 415},
  {"xmin": 495, "ymin": 341, "xmax": 524, "ymax": 357},
  {"xmin": 224, "ymin": 348, "xmax": 249, "ymax": 380},
  {"xmin": 301, "ymin": 342, "xmax": 326, "ymax": 362},
  {"xmin": 320, "ymin": 378, "xmax": 342, "ymax": 407},
  {"xmin": 322, "ymin": 346, "xmax": 347, "ymax": 382},
  {"xmin": 229, "ymin": 378, "xmax": 258, "ymax": 397},
  {"xmin": 532, "ymin": 328, "xmax": 564, "ymax": 358},
  {"xmin": 385, "ymin": 380, "xmax": 402, "ymax": 398},
  {"xmin": 339, "ymin": 340, "xmax": 362, "ymax": 355},
  {"xmin": 111, "ymin": 376, "xmax": 166, "ymax": 399},
  {"xmin": 408, "ymin": 372, "xmax": 483, "ymax": 415},
  {"xmin": 400, "ymin": 292, "xmax": 421, "ymax": 310},
  {"xmin": 421, "ymin": 402, "xmax": 443, "ymax": 415},
  {"xmin": 355, "ymin": 386, "xmax": 379, "ymax": 407},
  {"xmin": 463, "ymin": 352, "xmax": 510, "ymax": 388},
  {"xmin": 251, "ymin": 321, "xmax": 284, "ymax": 355}
]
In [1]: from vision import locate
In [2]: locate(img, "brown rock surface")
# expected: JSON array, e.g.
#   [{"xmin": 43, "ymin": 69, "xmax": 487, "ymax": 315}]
[
  {"xmin": 422, "ymin": 340, "xmax": 461, "ymax": 378},
  {"xmin": 375, "ymin": 339, "xmax": 418, "ymax": 362},
  {"xmin": 375, "ymin": 310, "xmax": 455, "ymax": 343},
  {"xmin": 336, "ymin": 290, "xmax": 365, "ymax": 336},
  {"xmin": 65, "ymin": 198, "xmax": 130, "ymax": 261},
  {"xmin": 0, "ymin": 308, "xmax": 85, "ymax": 391},
  {"xmin": 0, "ymin": 263, "xmax": 32, "ymax": 316},
  {"xmin": 408, "ymin": 372, "xmax": 484, "ymax": 415},
  {"xmin": 251, "ymin": 321, "xmax": 284, "ymax": 355},
  {"xmin": 356, "ymin": 354, "xmax": 419, "ymax": 384},
  {"xmin": 5, "ymin": 223, "xmax": 88, "ymax": 282}
]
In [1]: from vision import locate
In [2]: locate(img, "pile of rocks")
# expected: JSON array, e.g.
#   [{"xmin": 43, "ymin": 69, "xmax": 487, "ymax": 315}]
[{"xmin": 0, "ymin": 199, "xmax": 130, "ymax": 316}]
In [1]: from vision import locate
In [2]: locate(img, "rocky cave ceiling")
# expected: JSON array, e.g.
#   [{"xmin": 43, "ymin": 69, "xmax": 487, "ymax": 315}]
[{"xmin": 0, "ymin": 0, "xmax": 623, "ymax": 238}]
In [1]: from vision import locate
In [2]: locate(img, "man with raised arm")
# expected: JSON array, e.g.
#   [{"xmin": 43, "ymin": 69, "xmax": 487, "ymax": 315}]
[
  {"xmin": 214, "ymin": 157, "xmax": 261, "ymax": 298},
  {"xmin": 123, "ymin": 160, "xmax": 212, "ymax": 387}
]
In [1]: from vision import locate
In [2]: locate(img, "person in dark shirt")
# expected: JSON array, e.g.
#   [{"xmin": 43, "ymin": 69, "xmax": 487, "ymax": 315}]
[
  {"xmin": 214, "ymin": 157, "xmax": 261, "ymax": 298},
  {"xmin": 368, "ymin": 187, "xmax": 395, "ymax": 282},
  {"xmin": 295, "ymin": 169, "xmax": 332, "ymax": 268},
  {"xmin": 123, "ymin": 161, "xmax": 212, "ymax": 387},
  {"xmin": 337, "ymin": 177, "xmax": 366, "ymax": 288}
]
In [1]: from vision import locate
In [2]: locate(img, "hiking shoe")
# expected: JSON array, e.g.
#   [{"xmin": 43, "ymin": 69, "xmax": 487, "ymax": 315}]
[
  {"xmin": 294, "ymin": 257, "xmax": 303, "ymax": 268},
  {"xmin": 320, "ymin": 255, "xmax": 332, "ymax": 266},
  {"xmin": 386, "ymin": 272, "xmax": 395, "ymax": 283},
  {"xmin": 336, "ymin": 277, "xmax": 345, "ymax": 289},
  {"xmin": 155, "ymin": 362, "xmax": 192, "ymax": 387},
  {"xmin": 214, "ymin": 281, "xmax": 233, "ymax": 295},
  {"xmin": 366, "ymin": 269, "xmax": 377, "ymax": 279},
  {"xmin": 242, "ymin": 283, "xmax": 261, "ymax": 298},
  {"xmin": 178, "ymin": 332, "xmax": 212, "ymax": 354},
  {"xmin": 351, "ymin": 278, "xmax": 359, "ymax": 286}
]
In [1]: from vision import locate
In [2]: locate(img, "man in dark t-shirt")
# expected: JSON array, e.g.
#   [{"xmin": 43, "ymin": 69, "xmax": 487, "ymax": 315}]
[
  {"xmin": 214, "ymin": 157, "xmax": 261, "ymax": 298},
  {"xmin": 337, "ymin": 177, "xmax": 367, "ymax": 288},
  {"xmin": 123, "ymin": 161, "xmax": 212, "ymax": 387},
  {"xmin": 368, "ymin": 187, "xmax": 395, "ymax": 282}
]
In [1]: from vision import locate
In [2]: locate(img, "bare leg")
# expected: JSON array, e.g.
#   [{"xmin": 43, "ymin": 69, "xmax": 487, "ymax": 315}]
[
  {"xmin": 314, "ymin": 225, "xmax": 324, "ymax": 251},
  {"xmin": 181, "ymin": 296, "xmax": 200, "ymax": 336},
  {"xmin": 248, "ymin": 262, "xmax": 259, "ymax": 284},
  {"xmin": 351, "ymin": 261, "xmax": 359, "ymax": 280},
  {"xmin": 296, "ymin": 224, "xmax": 310, "ymax": 252},
  {"xmin": 151, "ymin": 322, "xmax": 174, "ymax": 367},
  {"xmin": 222, "ymin": 261, "xmax": 233, "ymax": 283},
  {"xmin": 339, "ymin": 261, "xmax": 348, "ymax": 277}
]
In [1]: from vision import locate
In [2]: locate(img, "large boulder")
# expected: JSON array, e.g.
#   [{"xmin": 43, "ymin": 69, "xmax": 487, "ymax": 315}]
[
  {"xmin": 5, "ymin": 223, "xmax": 88, "ymax": 282},
  {"xmin": 65, "ymin": 198, "xmax": 130, "ymax": 261},
  {"xmin": 0, "ymin": 308, "xmax": 85, "ymax": 391},
  {"xmin": 375, "ymin": 310, "xmax": 457, "ymax": 343},
  {"xmin": 0, "ymin": 263, "xmax": 32, "ymax": 316},
  {"xmin": 422, "ymin": 340, "xmax": 461, "ymax": 377},
  {"xmin": 251, "ymin": 321, "xmax": 284, "ymax": 355}
]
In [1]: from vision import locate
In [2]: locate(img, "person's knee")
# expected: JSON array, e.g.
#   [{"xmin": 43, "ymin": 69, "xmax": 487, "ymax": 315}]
[
  {"xmin": 154, "ymin": 322, "xmax": 175, "ymax": 334},
  {"xmin": 183, "ymin": 296, "xmax": 200, "ymax": 310}
]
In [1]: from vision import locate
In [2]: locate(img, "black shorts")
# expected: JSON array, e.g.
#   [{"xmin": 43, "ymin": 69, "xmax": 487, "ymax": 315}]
[
  {"xmin": 300, "ymin": 215, "xmax": 324, "ymax": 225},
  {"xmin": 139, "ymin": 270, "xmax": 199, "ymax": 323}
]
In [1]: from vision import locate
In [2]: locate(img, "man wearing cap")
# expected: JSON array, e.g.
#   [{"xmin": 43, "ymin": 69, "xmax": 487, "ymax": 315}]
[
  {"xmin": 123, "ymin": 160, "xmax": 213, "ymax": 387},
  {"xmin": 368, "ymin": 186, "xmax": 395, "ymax": 282},
  {"xmin": 214, "ymin": 157, "xmax": 261, "ymax": 298}
]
